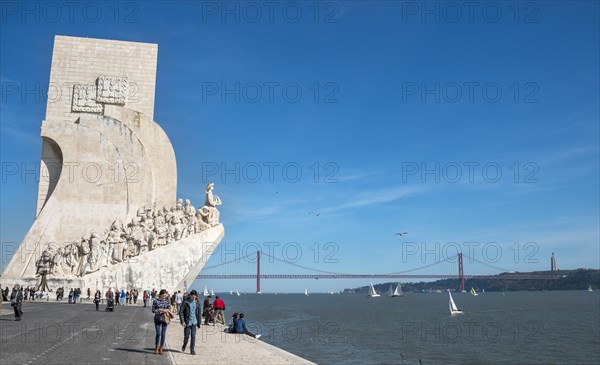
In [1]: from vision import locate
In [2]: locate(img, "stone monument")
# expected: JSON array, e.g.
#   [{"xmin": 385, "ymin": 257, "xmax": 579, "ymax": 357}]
[{"xmin": 1, "ymin": 35, "xmax": 224, "ymax": 292}]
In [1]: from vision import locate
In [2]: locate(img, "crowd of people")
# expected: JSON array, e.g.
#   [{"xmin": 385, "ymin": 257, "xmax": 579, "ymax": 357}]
[{"xmin": 1, "ymin": 282, "xmax": 261, "ymax": 356}]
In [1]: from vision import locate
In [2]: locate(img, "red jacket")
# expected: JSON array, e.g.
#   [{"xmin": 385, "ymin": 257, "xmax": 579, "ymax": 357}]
[{"xmin": 213, "ymin": 298, "xmax": 225, "ymax": 310}]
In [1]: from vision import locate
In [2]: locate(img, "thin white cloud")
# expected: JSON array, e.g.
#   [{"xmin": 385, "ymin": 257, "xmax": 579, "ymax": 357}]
[{"xmin": 324, "ymin": 185, "xmax": 426, "ymax": 212}]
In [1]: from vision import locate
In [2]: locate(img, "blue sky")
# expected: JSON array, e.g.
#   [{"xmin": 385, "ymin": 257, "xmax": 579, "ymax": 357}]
[{"xmin": 1, "ymin": 1, "xmax": 598, "ymax": 293}]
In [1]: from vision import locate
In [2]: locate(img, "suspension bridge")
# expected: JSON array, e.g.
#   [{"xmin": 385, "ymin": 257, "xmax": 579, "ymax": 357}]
[{"xmin": 196, "ymin": 251, "xmax": 560, "ymax": 293}]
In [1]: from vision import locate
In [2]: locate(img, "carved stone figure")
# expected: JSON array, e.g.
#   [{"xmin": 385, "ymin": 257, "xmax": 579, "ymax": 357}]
[
  {"xmin": 183, "ymin": 199, "xmax": 195, "ymax": 217},
  {"xmin": 196, "ymin": 208, "xmax": 211, "ymax": 231},
  {"xmin": 77, "ymin": 237, "xmax": 91, "ymax": 276},
  {"xmin": 52, "ymin": 247, "xmax": 66, "ymax": 278},
  {"xmin": 127, "ymin": 217, "xmax": 146, "ymax": 257},
  {"xmin": 64, "ymin": 243, "xmax": 79, "ymax": 274},
  {"xmin": 35, "ymin": 250, "xmax": 53, "ymax": 276},
  {"xmin": 107, "ymin": 221, "xmax": 127, "ymax": 264},
  {"xmin": 153, "ymin": 210, "xmax": 168, "ymax": 247},
  {"xmin": 202, "ymin": 183, "xmax": 221, "ymax": 226},
  {"xmin": 84, "ymin": 232, "xmax": 103, "ymax": 274}
]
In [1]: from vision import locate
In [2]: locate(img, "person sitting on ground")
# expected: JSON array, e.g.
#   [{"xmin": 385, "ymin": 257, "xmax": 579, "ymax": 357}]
[
  {"xmin": 225, "ymin": 312, "xmax": 238, "ymax": 333},
  {"xmin": 234, "ymin": 313, "xmax": 261, "ymax": 339}
]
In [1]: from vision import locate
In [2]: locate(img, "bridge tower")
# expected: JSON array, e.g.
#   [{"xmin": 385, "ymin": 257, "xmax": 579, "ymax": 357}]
[
  {"xmin": 257, "ymin": 250, "xmax": 261, "ymax": 293},
  {"xmin": 458, "ymin": 253, "xmax": 464, "ymax": 291}
]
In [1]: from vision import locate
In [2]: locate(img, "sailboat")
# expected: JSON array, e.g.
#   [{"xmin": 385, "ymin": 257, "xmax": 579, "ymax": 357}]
[
  {"xmin": 448, "ymin": 292, "xmax": 463, "ymax": 315},
  {"xmin": 203, "ymin": 285, "xmax": 209, "ymax": 297},
  {"xmin": 235, "ymin": 289, "xmax": 240, "ymax": 296},
  {"xmin": 368, "ymin": 282, "xmax": 380, "ymax": 298},
  {"xmin": 588, "ymin": 284, "xmax": 593, "ymax": 292},
  {"xmin": 469, "ymin": 287, "xmax": 478, "ymax": 296},
  {"xmin": 391, "ymin": 283, "xmax": 405, "ymax": 297},
  {"xmin": 210, "ymin": 289, "xmax": 215, "ymax": 296},
  {"xmin": 304, "ymin": 289, "xmax": 309, "ymax": 296}
]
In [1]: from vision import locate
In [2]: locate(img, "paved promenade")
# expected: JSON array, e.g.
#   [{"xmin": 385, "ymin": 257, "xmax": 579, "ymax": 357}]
[
  {"xmin": 0, "ymin": 300, "xmax": 314, "ymax": 365},
  {"xmin": 0, "ymin": 300, "xmax": 169, "ymax": 365}
]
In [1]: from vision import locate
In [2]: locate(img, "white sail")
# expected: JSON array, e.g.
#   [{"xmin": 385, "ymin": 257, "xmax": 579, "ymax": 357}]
[
  {"xmin": 391, "ymin": 283, "xmax": 405, "ymax": 297},
  {"xmin": 203, "ymin": 285, "xmax": 209, "ymax": 297},
  {"xmin": 235, "ymin": 289, "xmax": 240, "ymax": 296},
  {"xmin": 588, "ymin": 284, "xmax": 593, "ymax": 292},
  {"xmin": 449, "ymin": 292, "xmax": 463, "ymax": 315},
  {"xmin": 387, "ymin": 285, "xmax": 393, "ymax": 296},
  {"xmin": 304, "ymin": 289, "xmax": 309, "ymax": 296},
  {"xmin": 210, "ymin": 289, "xmax": 215, "ymax": 296},
  {"xmin": 368, "ymin": 282, "xmax": 380, "ymax": 297}
]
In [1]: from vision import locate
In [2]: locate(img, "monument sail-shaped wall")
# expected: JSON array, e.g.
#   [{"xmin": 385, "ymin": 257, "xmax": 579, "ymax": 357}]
[{"xmin": 2, "ymin": 36, "xmax": 224, "ymax": 292}]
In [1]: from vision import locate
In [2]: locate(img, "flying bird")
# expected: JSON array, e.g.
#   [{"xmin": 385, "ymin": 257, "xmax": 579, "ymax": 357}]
[{"xmin": 394, "ymin": 232, "xmax": 408, "ymax": 236}]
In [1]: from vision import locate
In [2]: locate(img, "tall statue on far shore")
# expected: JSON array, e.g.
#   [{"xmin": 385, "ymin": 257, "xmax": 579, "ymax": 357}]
[{"xmin": 201, "ymin": 183, "xmax": 221, "ymax": 227}]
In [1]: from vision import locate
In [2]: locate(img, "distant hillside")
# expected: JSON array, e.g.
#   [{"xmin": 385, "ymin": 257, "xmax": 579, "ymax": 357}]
[{"xmin": 345, "ymin": 269, "xmax": 600, "ymax": 294}]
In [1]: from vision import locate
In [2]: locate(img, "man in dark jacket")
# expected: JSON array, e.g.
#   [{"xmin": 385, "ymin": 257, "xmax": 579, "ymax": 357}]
[
  {"xmin": 179, "ymin": 290, "xmax": 201, "ymax": 355},
  {"xmin": 10, "ymin": 285, "xmax": 24, "ymax": 321},
  {"xmin": 203, "ymin": 295, "xmax": 212, "ymax": 325}
]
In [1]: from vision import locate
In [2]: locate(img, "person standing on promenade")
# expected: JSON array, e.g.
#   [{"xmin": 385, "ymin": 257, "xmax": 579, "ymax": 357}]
[
  {"xmin": 133, "ymin": 289, "xmax": 139, "ymax": 305},
  {"xmin": 120, "ymin": 289, "xmax": 126, "ymax": 306},
  {"xmin": 87, "ymin": 288, "xmax": 91, "ymax": 300},
  {"xmin": 105, "ymin": 288, "xmax": 115, "ymax": 309},
  {"xmin": 150, "ymin": 288, "xmax": 157, "ymax": 308},
  {"xmin": 175, "ymin": 290, "xmax": 183, "ymax": 314},
  {"xmin": 10, "ymin": 285, "xmax": 24, "ymax": 321},
  {"xmin": 213, "ymin": 295, "xmax": 225, "ymax": 325},
  {"xmin": 234, "ymin": 313, "xmax": 261, "ymax": 339},
  {"xmin": 152, "ymin": 289, "xmax": 173, "ymax": 355},
  {"xmin": 143, "ymin": 290, "xmax": 149, "ymax": 307},
  {"xmin": 94, "ymin": 290, "xmax": 102, "ymax": 311},
  {"xmin": 203, "ymin": 295, "xmax": 212, "ymax": 325},
  {"xmin": 179, "ymin": 289, "xmax": 201, "ymax": 355}
]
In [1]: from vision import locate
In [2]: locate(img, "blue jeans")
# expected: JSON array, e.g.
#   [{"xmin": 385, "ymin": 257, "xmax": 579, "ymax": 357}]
[
  {"xmin": 155, "ymin": 323, "xmax": 168, "ymax": 346},
  {"xmin": 183, "ymin": 325, "xmax": 197, "ymax": 350}
]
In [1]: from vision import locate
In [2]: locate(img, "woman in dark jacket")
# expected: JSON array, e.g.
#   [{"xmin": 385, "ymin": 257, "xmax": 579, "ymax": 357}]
[
  {"xmin": 93, "ymin": 290, "xmax": 102, "ymax": 311},
  {"xmin": 151, "ymin": 289, "xmax": 172, "ymax": 355}
]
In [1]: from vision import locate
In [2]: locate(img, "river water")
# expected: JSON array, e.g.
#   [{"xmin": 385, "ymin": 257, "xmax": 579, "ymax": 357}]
[{"xmin": 211, "ymin": 290, "xmax": 599, "ymax": 365}]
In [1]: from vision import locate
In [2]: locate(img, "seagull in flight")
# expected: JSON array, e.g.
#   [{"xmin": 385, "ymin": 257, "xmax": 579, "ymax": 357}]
[{"xmin": 394, "ymin": 232, "xmax": 408, "ymax": 236}]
